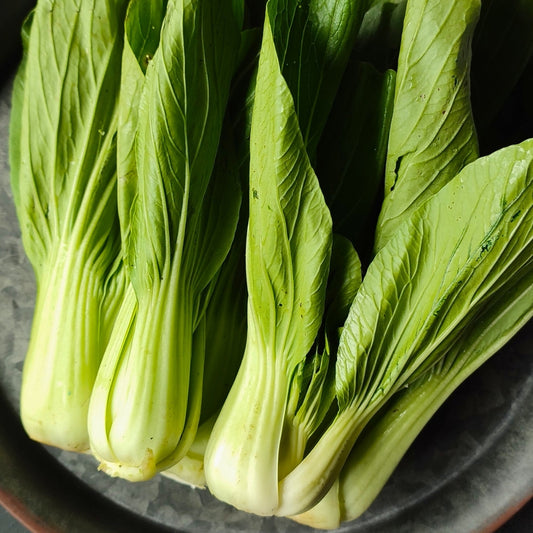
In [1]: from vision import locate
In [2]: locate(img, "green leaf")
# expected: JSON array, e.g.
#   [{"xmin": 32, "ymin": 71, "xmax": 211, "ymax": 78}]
[
  {"xmin": 375, "ymin": 0, "xmax": 481, "ymax": 250},
  {"xmin": 13, "ymin": 0, "xmax": 127, "ymax": 270},
  {"xmin": 335, "ymin": 271, "xmax": 533, "ymax": 525},
  {"xmin": 292, "ymin": 273, "xmax": 533, "ymax": 529},
  {"xmin": 318, "ymin": 61, "xmax": 396, "ymax": 265},
  {"xmin": 267, "ymin": 0, "xmax": 370, "ymax": 158},
  {"xmin": 129, "ymin": 2, "xmax": 241, "ymax": 291},
  {"xmin": 338, "ymin": 139, "xmax": 533, "ymax": 411},
  {"xmin": 117, "ymin": 0, "xmax": 168, "ymax": 249},
  {"xmin": 281, "ymin": 235, "xmax": 361, "ymax": 478},
  {"xmin": 8, "ymin": 9, "xmax": 33, "ymax": 211}
]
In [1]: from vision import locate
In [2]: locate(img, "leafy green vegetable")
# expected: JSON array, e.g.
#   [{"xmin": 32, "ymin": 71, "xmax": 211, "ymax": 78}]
[
  {"xmin": 8, "ymin": 0, "xmax": 533, "ymax": 528},
  {"xmin": 87, "ymin": 0, "xmax": 243, "ymax": 480},
  {"xmin": 276, "ymin": 138, "xmax": 533, "ymax": 516},
  {"xmin": 9, "ymin": 0, "xmax": 128, "ymax": 452},
  {"xmin": 293, "ymin": 217, "xmax": 533, "ymax": 529},
  {"xmin": 267, "ymin": 0, "xmax": 369, "ymax": 159},
  {"xmin": 116, "ymin": 0, "xmax": 168, "ymax": 249},
  {"xmin": 203, "ymin": 0, "xmax": 373, "ymax": 515},
  {"xmin": 336, "ymin": 267, "xmax": 533, "ymax": 525},
  {"xmin": 159, "ymin": 21, "xmax": 261, "ymax": 487},
  {"xmin": 204, "ymin": 1, "xmax": 333, "ymax": 513}
]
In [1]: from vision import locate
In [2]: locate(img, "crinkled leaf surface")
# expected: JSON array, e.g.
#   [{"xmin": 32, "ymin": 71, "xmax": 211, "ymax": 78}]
[
  {"xmin": 129, "ymin": 0, "xmax": 242, "ymax": 292},
  {"xmin": 376, "ymin": 0, "xmax": 481, "ymax": 249},
  {"xmin": 334, "ymin": 268, "xmax": 533, "ymax": 526},
  {"xmin": 117, "ymin": 0, "xmax": 168, "ymax": 247},
  {"xmin": 11, "ymin": 0, "xmax": 127, "ymax": 273},
  {"xmin": 338, "ymin": 139, "xmax": 533, "ymax": 411},
  {"xmin": 294, "ymin": 266, "xmax": 533, "ymax": 529},
  {"xmin": 245, "ymin": 14, "xmax": 332, "ymax": 382},
  {"xmin": 8, "ymin": 9, "xmax": 33, "ymax": 210}
]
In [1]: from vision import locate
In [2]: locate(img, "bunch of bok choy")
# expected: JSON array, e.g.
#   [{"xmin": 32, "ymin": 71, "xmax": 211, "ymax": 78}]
[{"xmin": 8, "ymin": 0, "xmax": 532, "ymax": 529}]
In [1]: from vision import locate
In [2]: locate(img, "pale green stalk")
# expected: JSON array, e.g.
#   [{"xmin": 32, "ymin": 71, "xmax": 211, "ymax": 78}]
[{"xmin": 204, "ymin": 4, "xmax": 333, "ymax": 513}]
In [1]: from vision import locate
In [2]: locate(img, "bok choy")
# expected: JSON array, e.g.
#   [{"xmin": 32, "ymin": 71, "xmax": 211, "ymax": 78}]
[
  {"xmin": 7, "ymin": 0, "xmax": 532, "ymax": 528},
  {"xmin": 204, "ymin": 0, "xmax": 369, "ymax": 515},
  {"xmin": 288, "ymin": 138, "xmax": 533, "ymax": 522},
  {"xmin": 9, "ymin": 0, "xmax": 128, "ymax": 451},
  {"xmin": 375, "ymin": 0, "xmax": 481, "ymax": 249},
  {"xmin": 87, "ymin": 0, "xmax": 244, "ymax": 480}
]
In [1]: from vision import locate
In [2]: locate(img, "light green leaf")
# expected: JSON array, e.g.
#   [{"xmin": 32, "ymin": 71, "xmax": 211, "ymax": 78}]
[
  {"xmin": 281, "ymin": 235, "xmax": 362, "ymax": 479},
  {"xmin": 9, "ymin": 9, "xmax": 33, "ymax": 211},
  {"xmin": 338, "ymin": 139, "xmax": 533, "ymax": 410},
  {"xmin": 129, "ymin": 2, "xmax": 241, "ymax": 291},
  {"xmin": 292, "ymin": 292, "xmax": 532, "ymax": 532},
  {"xmin": 375, "ymin": 0, "xmax": 481, "ymax": 249},
  {"xmin": 343, "ymin": 291, "xmax": 532, "ymax": 525},
  {"xmin": 14, "ymin": 0, "xmax": 127, "ymax": 269},
  {"xmin": 293, "ymin": 252, "xmax": 533, "ymax": 530},
  {"xmin": 117, "ymin": 0, "xmax": 168, "ymax": 249}
]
